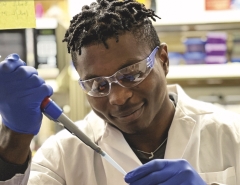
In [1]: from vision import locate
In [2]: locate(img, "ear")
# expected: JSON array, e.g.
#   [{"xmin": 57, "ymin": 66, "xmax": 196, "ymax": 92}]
[{"xmin": 157, "ymin": 43, "xmax": 169, "ymax": 76}]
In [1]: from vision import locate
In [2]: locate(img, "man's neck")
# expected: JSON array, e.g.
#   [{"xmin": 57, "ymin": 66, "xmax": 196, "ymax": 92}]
[{"xmin": 123, "ymin": 97, "xmax": 175, "ymax": 153}]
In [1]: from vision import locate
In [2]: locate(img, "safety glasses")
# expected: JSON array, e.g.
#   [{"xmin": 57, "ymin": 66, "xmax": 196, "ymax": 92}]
[{"xmin": 78, "ymin": 46, "xmax": 159, "ymax": 97}]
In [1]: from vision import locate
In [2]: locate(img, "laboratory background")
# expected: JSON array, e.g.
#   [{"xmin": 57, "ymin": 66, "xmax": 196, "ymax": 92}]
[{"xmin": 0, "ymin": 0, "xmax": 240, "ymax": 154}]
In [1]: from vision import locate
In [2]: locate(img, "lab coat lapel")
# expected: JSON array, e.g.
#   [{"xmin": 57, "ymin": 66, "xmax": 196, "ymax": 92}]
[
  {"xmin": 164, "ymin": 106, "xmax": 197, "ymax": 159},
  {"xmin": 165, "ymin": 85, "xmax": 213, "ymax": 159}
]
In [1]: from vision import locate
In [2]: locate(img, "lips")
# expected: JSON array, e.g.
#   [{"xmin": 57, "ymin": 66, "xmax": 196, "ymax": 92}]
[{"xmin": 111, "ymin": 103, "xmax": 144, "ymax": 123}]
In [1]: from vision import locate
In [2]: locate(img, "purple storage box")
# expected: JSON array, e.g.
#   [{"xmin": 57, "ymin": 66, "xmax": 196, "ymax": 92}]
[
  {"xmin": 183, "ymin": 38, "xmax": 206, "ymax": 53},
  {"xmin": 205, "ymin": 43, "xmax": 227, "ymax": 55},
  {"xmin": 205, "ymin": 55, "xmax": 227, "ymax": 64},
  {"xmin": 206, "ymin": 32, "xmax": 227, "ymax": 44}
]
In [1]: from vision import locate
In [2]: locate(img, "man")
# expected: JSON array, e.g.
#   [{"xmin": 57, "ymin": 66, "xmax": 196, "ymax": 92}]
[{"xmin": 0, "ymin": 0, "xmax": 239, "ymax": 184}]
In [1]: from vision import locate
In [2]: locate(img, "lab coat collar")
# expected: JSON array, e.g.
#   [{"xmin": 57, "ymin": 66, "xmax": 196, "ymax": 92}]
[{"xmin": 167, "ymin": 84, "xmax": 213, "ymax": 116}]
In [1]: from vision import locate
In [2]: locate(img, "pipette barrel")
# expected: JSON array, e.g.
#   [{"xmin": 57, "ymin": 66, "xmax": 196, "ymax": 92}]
[{"xmin": 41, "ymin": 97, "xmax": 103, "ymax": 153}]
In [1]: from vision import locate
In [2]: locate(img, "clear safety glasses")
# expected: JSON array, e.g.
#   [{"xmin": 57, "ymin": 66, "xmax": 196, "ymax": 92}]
[{"xmin": 78, "ymin": 46, "xmax": 160, "ymax": 97}]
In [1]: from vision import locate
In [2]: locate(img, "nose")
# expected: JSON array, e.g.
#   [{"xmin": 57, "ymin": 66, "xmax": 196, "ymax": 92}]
[{"xmin": 108, "ymin": 83, "xmax": 133, "ymax": 105}]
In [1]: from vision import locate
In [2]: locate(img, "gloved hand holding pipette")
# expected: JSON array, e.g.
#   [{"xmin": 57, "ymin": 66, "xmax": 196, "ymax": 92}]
[
  {"xmin": 0, "ymin": 54, "xmax": 53, "ymax": 135},
  {"xmin": 124, "ymin": 159, "xmax": 207, "ymax": 185}
]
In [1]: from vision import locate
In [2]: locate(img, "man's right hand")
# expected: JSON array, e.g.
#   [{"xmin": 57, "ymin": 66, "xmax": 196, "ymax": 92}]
[
  {"xmin": 0, "ymin": 53, "xmax": 53, "ymax": 135},
  {"xmin": 0, "ymin": 54, "xmax": 53, "ymax": 165}
]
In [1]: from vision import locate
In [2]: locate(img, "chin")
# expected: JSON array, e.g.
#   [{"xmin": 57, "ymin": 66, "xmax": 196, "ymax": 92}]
[{"xmin": 118, "ymin": 121, "xmax": 150, "ymax": 135}]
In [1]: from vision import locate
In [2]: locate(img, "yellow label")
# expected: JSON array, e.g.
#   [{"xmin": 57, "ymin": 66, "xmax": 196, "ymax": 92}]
[
  {"xmin": 137, "ymin": 0, "xmax": 146, "ymax": 3},
  {"xmin": 0, "ymin": 1, "xmax": 36, "ymax": 30}
]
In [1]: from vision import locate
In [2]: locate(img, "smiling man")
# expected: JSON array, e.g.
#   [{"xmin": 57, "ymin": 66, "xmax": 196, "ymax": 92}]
[{"xmin": 0, "ymin": 0, "xmax": 240, "ymax": 185}]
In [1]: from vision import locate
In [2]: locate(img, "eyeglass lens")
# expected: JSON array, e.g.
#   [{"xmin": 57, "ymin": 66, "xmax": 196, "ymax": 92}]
[{"xmin": 82, "ymin": 59, "xmax": 150, "ymax": 97}]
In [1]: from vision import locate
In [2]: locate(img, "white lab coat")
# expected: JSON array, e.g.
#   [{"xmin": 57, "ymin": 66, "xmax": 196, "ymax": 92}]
[{"xmin": 1, "ymin": 84, "xmax": 239, "ymax": 185}]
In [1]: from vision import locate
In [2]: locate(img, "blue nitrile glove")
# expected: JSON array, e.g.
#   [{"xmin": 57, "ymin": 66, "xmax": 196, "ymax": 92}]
[
  {"xmin": 0, "ymin": 54, "xmax": 53, "ymax": 135},
  {"xmin": 125, "ymin": 159, "xmax": 206, "ymax": 185}
]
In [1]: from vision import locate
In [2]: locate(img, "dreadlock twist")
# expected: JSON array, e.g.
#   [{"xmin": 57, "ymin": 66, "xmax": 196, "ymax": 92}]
[{"xmin": 63, "ymin": 0, "xmax": 160, "ymax": 56}]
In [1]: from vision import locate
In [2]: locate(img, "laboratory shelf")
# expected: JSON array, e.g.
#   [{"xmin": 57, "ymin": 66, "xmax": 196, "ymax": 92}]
[
  {"xmin": 167, "ymin": 63, "xmax": 240, "ymax": 80},
  {"xmin": 167, "ymin": 63, "xmax": 240, "ymax": 87}
]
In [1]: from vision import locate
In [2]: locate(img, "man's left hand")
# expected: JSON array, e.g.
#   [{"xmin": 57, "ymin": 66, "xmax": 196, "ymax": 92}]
[{"xmin": 124, "ymin": 159, "xmax": 206, "ymax": 185}]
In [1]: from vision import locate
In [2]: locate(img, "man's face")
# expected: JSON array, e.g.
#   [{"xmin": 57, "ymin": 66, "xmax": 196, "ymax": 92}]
[{"xmin": 75, "ymin": 33, "xmax": 169, "ymax": 134}]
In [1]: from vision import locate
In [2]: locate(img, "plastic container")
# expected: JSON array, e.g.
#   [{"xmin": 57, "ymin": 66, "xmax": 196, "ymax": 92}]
[
  {"xmin": 183, "ymin": 52, "xmax": 206, "ymax": 64},
  {"xmin": 205, "ymin": 32, "xmax": 228, "ymax": 64},
  {"xmin": 231, "ymin": 58, "xmax": 240, "ymax": 62},
  {"xmin": 231, "ymin": 37, "xmax": 240, "ymax": 62},
  {"xmin": 205, "ymin": 55, "xmax": 227, "ymax": 64},
  {"xmin": 206, "ymin": 32, "xmax": 227, "ymax": 44},
  {"xmin": 183, "ymin": 38, "xmax": 206, "ymax": 53},
  {"xmin": 205, "ymin": 43, "xmax": 227, "ymax": 55},
  {"xmin": 231, "ymin": 0, "xmax": 240, "ymax": 9},
  {"xmin": 168, "ymin": 52, "xmax": 183, "ymax": 65}
]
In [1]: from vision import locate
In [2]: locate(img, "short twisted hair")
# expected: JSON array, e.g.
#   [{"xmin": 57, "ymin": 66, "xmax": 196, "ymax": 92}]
[{"xmin": 63, "ymin": 0, "xmax": 161, "ymax": 62}]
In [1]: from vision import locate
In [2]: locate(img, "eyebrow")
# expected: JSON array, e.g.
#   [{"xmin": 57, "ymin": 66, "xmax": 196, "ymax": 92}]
[{"xmin": 83, "ymin": 57, "xmax": 144, "ymax": 80}]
